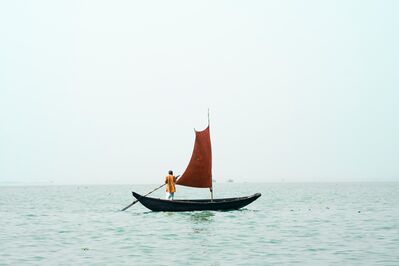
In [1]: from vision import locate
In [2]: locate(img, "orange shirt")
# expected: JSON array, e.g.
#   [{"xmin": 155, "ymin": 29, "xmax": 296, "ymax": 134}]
[{"xmin": 165, "ymin": 175, "xmax": 176, "ymax": 193}]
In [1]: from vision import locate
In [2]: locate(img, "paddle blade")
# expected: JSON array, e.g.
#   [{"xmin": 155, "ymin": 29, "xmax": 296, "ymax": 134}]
[{"xmin": 121, "ymin": 199, "xmax": 138, "ymax": 211}]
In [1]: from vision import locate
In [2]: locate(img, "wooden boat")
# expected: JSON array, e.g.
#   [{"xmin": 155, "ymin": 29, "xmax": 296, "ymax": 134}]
[
  {"xmin": 131, "ymin": 113, "xmax": 261, "ymax": 212},
  {"xmin": 132, "ymin": 192, "xmax": 261, "ymax": 212}
]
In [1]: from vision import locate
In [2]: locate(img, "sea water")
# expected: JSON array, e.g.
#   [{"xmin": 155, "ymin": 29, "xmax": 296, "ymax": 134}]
[{"xmin": 0, "ymin": 183, "xmax": 398, "ymax": 265}]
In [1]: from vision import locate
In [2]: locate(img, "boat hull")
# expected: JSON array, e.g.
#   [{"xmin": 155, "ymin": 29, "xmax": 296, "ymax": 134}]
[{"xmin": 132, "ymin": 192, "xmax": 261, "ymax": 212}]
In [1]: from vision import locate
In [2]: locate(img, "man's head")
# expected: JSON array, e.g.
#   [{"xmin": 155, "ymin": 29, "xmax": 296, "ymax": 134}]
[{"xmin": 168, "ymin": 170, "xmax": 173, "ymax": 175}]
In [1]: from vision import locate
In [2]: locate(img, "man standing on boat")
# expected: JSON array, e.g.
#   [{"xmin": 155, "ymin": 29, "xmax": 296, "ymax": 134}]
[{"xmin": 165, "ymin": 170, "xmax": 176, "ymax": 200}]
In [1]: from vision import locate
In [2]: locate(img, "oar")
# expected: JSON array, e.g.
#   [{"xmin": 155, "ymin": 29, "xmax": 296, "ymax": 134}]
[{"xmin": 121, "ymin": 175, "xmax": 180, "ymax": 211}]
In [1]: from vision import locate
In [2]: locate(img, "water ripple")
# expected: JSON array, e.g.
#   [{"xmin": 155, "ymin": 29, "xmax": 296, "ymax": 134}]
[{"xmin": 1, "ymin": 183, "xmax": 398, "ymax": 265}]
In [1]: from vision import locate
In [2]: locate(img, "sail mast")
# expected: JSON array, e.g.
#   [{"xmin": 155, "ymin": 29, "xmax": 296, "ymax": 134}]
[
  {"xmin": 208, "ymin": 108, "xmax": 210, "ymax": 126},
  {"xmin": 208, "ymin": 108, "xmax": 213, "ymax": 202}
]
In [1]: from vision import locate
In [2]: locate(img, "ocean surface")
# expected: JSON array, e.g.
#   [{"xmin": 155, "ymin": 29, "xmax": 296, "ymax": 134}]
[{"xmin": 1, "ymin": 183, "xmax": 398, "ymax": 265}]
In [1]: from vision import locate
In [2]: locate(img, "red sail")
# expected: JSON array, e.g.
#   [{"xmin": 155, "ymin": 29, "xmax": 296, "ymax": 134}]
[{"xmin": 176, "ymin": 126, "xmax": 212, "ymax": 188}]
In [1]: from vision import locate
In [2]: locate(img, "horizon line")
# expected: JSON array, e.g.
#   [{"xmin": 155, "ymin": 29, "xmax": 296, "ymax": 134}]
[{"xmin": 1, "ymin": 180, "xmax": 398, "ymax": 187}]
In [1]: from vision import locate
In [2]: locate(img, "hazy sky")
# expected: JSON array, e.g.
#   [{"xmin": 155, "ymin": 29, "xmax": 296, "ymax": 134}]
[{"xmin": 1, "ymin": 1, "xmax": 398, "ymax": 185}]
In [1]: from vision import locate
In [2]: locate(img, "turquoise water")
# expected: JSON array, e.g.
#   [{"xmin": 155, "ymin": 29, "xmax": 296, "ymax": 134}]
[{"xmin": 1, "ymin": 183, "xmax": 398, "ymax": 265}]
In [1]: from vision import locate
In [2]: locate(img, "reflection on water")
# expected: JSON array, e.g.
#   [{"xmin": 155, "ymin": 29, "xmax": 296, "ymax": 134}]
[
  {"xmin": 189, "ymin": 211, "xmax": 214, "ymax": 223},
  {"xmin": 141, "ymin": 210, "xmax": 215, "ymax": 222},
  {"xmin": 186, "ymin": 211, "xmax": 215, "ymax": 235}
]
